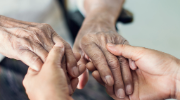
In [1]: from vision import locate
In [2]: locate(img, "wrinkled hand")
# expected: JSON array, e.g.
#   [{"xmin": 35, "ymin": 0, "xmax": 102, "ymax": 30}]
[
  {"xmin": 23, "ymin": 43, "xmax": 74, "ymax": 100},
  {"xmin": 0, "ymin": 15, "xmax": 83, "ymax": 78},
  {"xmin": 106, "ymin": 44, "xmax": 180, "ymax": 100},
  {"xmin": 73, "ymin": 21, "xmax": 133, "ymax": 98}
]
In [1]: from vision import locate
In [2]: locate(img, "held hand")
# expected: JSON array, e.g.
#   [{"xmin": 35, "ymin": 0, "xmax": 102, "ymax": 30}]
[
  {"xmin": 106, "ymin": 44, "xmax": 180, "ymax": 100},
  {"xmin": 0, "ymin": 16, "xmax": 82, "ymax": 78},
  {"xmin": 23, "ymin": 43, "xmax": 75, "ymax": 100},
  {"xmin": 73, "ymin": 20, "xmax": 133, "ymax": 98}
]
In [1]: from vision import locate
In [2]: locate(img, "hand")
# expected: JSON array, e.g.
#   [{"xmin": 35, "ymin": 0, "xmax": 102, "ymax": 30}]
[
  {"xmin": 23, "ymin": 43, "xmax": 75, "ymax": 100},
  {"xmin": 106, "ymin": 44, "xmax": 180, "ymax": 100},
  {"xmin": 73, "ymin": 18, "xmax": 133, "ymax": 98},
  {"xmin": 0, "ymin": 15, "xmax": 83, "ymax": 78}
]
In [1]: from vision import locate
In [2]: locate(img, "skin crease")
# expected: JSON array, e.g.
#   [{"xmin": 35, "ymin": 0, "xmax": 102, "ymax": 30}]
[
  {"xmin": 0, "ymin": 15, "xmax": 87, "ymax": 95},
  {"xmin": 74, "ymin": 0, "xmax": 134, "ymax": 98},
  {"xmin": 23, "ymin": 43, "xmax": 74, "ymax": 100},
  {"xmin": 0, "ymin": 15, "xmax": 84, "ymax": 77},
  {"xmin": 94, "ymin": 43, "xmax": 180, "ymax": 100}
]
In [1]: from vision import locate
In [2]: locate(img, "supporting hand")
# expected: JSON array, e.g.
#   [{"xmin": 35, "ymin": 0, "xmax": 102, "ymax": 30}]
[
  {"xmin": 106, "ymin": 44, "xmax": 180, "ymax": 100},
  {"xmin": 23, "ymin": 43, "xmax": 76, "ymax": 100}
]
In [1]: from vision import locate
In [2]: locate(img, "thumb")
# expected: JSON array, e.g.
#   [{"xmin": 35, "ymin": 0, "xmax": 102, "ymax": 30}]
[
  {"xmin": 45, "ymin": 42, "xmax": 65, "ymax": 68},
  {"xmin": 107, "ymin": 43, "xmax": 145, "ymax": 61}
]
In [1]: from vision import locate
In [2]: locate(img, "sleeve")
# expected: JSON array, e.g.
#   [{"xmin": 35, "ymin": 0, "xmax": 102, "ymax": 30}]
[{"xmin": 77, "ymin": 0, "xmax": 86, "ymax": 16}]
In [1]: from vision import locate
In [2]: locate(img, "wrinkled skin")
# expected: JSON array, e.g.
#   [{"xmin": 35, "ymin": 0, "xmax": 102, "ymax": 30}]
[
  {"xmin": 23, "ymin": 43, "xmax": 74, "ymax": 100},
  {"xmin": 73, "ymin": 20, "xmax": 133, "ymax": 98},
  {"xmin": 0, "ymin": 15, "xmax": 83, "ymax": 78},
  {"xmin": 103, "ymin": 44, "xmax": 180, "ymax": 100}
]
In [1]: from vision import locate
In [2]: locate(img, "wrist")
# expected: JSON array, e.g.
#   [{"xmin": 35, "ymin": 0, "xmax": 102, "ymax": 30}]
[{"xmin": 83, "ymin": 10, "xmax": 116, "ymax": 27}]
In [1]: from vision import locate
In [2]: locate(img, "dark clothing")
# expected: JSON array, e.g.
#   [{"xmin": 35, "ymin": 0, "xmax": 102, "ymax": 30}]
[{"xmin": 0, "ymin": 58, "xmax": 112, "ymax": 100}]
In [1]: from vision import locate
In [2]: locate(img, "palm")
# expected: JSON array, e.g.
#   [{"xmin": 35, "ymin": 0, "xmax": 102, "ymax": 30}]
[{"xmin": 129, "ymin": 50, "xmax": 178, "ymax": 100}]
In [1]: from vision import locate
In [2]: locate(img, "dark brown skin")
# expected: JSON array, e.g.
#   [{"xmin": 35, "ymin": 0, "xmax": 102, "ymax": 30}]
[{"xmin": 73, "ymin": 0, "xmax": 133, "ymax": 98}]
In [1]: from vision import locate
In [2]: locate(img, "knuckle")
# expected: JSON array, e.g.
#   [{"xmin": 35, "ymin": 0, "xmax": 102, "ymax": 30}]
[
  {"xmin": 100, "ymin": 35, "xmax": 106, "ymax": 42},
  {"xmin": 15, "ymin": 38, "xmax": 31, "ymax": 52},
  {"xmin": 108, "ymin": 59, "xmax": 119, "ymax": 69},
  {"xmin": 114, "ymin": 79, "xmax": 124, "ymax": 86},
  {"xmin": 64, "ymin": 42, "xmax": 71, "ymax": 49},
  {"xmin": 81, "ymin": 34, "xmax": 94, "ymax": 44},
  {"xmin": 31, "ymin": 55, "xmax": 41, "ymax": 63},
  {"xmin": 119, "ymin": 57, "xmax": 127, "ymax": 64},
  {"xmin": 123, "ymin": 76, "xmax": 132, "ymax": 84}
]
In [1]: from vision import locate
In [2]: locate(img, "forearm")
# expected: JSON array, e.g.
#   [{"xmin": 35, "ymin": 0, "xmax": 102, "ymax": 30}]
[{"xmin": 84, "ymin": 0, "xmax": 125, "ymax": 25}]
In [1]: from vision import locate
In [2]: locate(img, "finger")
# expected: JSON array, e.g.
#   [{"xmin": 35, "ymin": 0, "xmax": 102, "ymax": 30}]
[
  {"xmin": 45, "ymin": 42, "xmax": 64, "ymax": 67},
  {"xmin": 105, "ymin": 85, "xmax": 130, "ymax": 100},
  {"xmin": 71, "ymin": 78, "xmax": 79, "ymax": 92},
  {"xmin": 92, "ymin": 70, "xmax": 105, "ymax": 86},
  {"xmin": 19, "ymin": 49, "xmax": 43, "ymax": 71},
  {"xmin": 54, "ymin": 35, "xmax": 79, "ymax": 77},
  {"xmin": 82, "ymin": 43, "xmax": 114, "ymax": 86},
  {"xmin": 61, "ymin": 56, "xmax": 73, "ymax": 95},
  {"xmin": 74, "ymin": 52, "xmax": 81, "ymax": 61},
  {"xmin": 77, "ymin": 55, "xmax": 88, "ymax": 89},
  {"xmin": 129, "ymin": 59, "xmax": 137, "ymax": 70},
  {"xmin": 107, "ymin": 43, "xmax": 144, "ymax": 61},
  {"xmin": 77, "ymin": 69, "xmax": 89, "ymax": 89},
  {"xmin": 31, "ymin": 43, "xmax": 48, "ymax": 62},
  {"xmin": 118, "ymin": 57, "xmax": 133, "ymax": 95},
  {"xmin": 99, "ymin": 46, "xmax": 126, "ymax": 98},
  {"xmin": 86, "ymin": 62, "xmax": 96, "ymax": 72},
  {"xmin": 26, "ymin": 67, "xmax": 39, "ymax": 76},
  {"xmin": 129, "ymin": 71, "xmax": 139, "ymax": 100}
]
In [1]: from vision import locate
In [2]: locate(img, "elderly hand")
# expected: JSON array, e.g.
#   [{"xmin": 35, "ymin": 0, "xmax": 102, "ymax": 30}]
[
  {"xmin": 0, "ymin": 15, "xmax": 82, "ymax": 78},
  {"xmin": 105, "ymin": 44, "xmax": 180, "ymax": 100},
  {"xmin": 73, "ymin": 16, "xmax": 133, "ymax": 98},
  {"xmin": 23, "ymin": 43, "xmax": 78, "ymax": 100}
]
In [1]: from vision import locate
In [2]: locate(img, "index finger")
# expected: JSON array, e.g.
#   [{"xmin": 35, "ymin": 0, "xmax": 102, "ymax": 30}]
[{"xmin": 82, "ymin": 43, "xmax": 114, "ymax": 86}]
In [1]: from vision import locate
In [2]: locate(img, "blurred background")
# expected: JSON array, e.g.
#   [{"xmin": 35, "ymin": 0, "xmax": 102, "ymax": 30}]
[{"xmin": 0, "ymin": 0, "xmax": 179, "ymax": 100}]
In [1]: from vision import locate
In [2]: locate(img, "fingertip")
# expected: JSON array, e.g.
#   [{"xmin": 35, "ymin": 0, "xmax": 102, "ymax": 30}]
[
  {"xmin": 73, "ymin": 52, "xmax": 81, "ymax": 61},
  {"xmin": 107, "ymin": 43, "xmax": 121, "ymax": 56},
  {"xmin": 71, "ymin": 78, "xmax": 79, "ymax": 92},
  {"xmin": 92, "ymin": 70, "xmax": 105, "ymax": 86},
  {"xmin": 126, "ymin": 84, "xmax": 133, "ymax": 95},
  {"xmin": 105, "ymin": 75, "xmax": 114, "ymax": 86},
  {"xmin": 86, "ymin": 62, "xmax": 96, "ymax": 72},
  {"xmin": 29, "ymin": 58, "xmax": 43, "ymax": 72},
  {"xmin": 77, "ymin": 69, "xmax": 89, "ymax": 89},
  {"xmin": 30, "ymin": 65, "xmax": 40, "ymax": 72},
  {"xmin": 129, "ymin": 59, "xmax": 137, "ymax": 70}
]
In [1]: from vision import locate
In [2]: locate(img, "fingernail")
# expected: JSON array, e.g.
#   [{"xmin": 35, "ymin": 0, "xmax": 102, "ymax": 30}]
[
  {"xmin": 72, "ymin": 66, "xmax": 79, "ymax": 76},
  {"xmin": 116, "ymin": 89, "xmax": 125, "ymax": 98},
  {"xmin": 126, "ymin": 85, "xmax": 132, "ymax": 94},
  {"xmin": 131, "ymin": 61, "xmax": 137, "ymax": 70},
  {"xmin": 55, "ymin": 42, "xmax": 63, "ymax": 47},
  {"xmin": 31, "ymin": 65, "xmax": 39, "ymax": 71},
  {"xmin": 107, "ymin": 43, "xmax": 115, "ymax": 47},
  {"xmin": 105, "ymin": 75, "xmax": 113, "ymax": 86}
]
